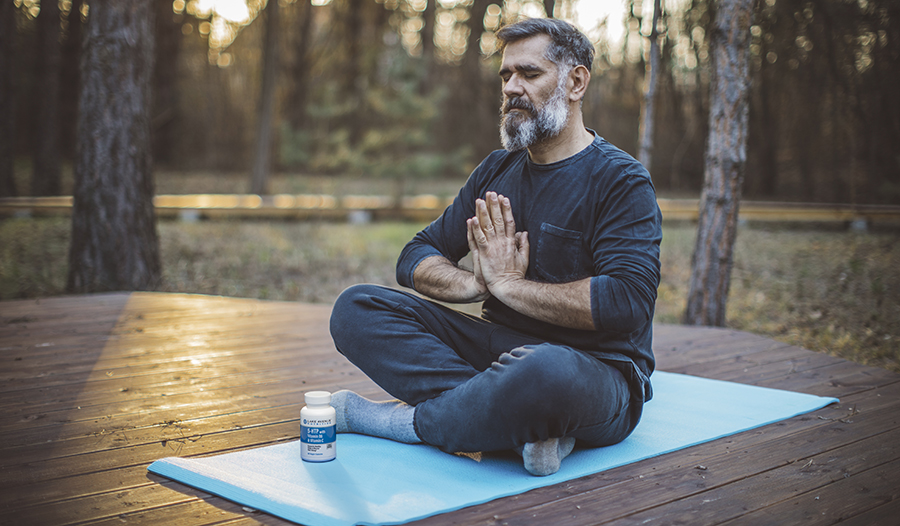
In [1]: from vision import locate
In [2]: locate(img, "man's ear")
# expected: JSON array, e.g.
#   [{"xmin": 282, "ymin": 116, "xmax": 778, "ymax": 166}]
[{"xmin": 568, "ymin": 64, "xmax": 591, "ymax": 103}]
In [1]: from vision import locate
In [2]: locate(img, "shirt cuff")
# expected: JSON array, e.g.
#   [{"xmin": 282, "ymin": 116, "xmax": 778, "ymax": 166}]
[{"xmin": 396, "ymin": 245, "xmax": 444, "ymax": 289}]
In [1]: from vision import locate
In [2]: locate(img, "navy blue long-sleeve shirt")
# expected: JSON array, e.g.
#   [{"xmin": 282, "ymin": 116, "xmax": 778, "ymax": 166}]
[{"xmin": 396, "ymin": 132, "xmax": 662, "ymax": 386}]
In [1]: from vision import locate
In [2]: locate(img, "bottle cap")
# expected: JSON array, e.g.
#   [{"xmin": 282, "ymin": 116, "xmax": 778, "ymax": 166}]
[{"xmin": 305, "ymin": 391, "xmax": 332, "ymax": 405}]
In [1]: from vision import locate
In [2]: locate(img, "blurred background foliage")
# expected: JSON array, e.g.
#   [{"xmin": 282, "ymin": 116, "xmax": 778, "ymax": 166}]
[
  {"xmin": 2, "ymin": 0, "xmax": 898, "ymax": 369},
  {"xmin": 5, "ymin": 0, "xmax": 899, "ymax": 203}
]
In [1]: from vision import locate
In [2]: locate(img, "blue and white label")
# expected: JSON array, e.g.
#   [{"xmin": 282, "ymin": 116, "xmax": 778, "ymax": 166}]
[{"xmin": 301, "ymin": 424, "xmax": 336, "ymax": 462}]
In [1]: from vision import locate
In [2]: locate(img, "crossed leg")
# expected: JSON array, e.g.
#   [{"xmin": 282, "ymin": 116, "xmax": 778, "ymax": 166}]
[{"xmin": 328, "ymin": 284, "xmax": 641, "ymax": 475}]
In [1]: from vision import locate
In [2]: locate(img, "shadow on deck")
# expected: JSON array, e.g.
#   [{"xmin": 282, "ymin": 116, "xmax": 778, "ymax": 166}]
[{"xmin": 1, "ymin": 292, "xmax": 897, "ymax": 525}]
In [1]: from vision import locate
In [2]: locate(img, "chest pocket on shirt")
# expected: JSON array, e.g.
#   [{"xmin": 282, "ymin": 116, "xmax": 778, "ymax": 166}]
[{"xmin": 534, "ymin": 223, "xmax": 591, "ymax": 283}]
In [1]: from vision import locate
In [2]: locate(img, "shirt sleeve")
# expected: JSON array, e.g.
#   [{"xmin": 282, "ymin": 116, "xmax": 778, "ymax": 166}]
[
  {"xmin": 395, "ymin": 167, "xmax": 484, "ymax": 290},
  {"xmin": 589, "ymin": 172, "xmax": 663, "ymax": 333}
]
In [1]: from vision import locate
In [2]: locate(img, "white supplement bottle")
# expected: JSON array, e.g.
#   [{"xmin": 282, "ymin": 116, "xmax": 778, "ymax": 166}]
[{"xmin": 300, "ymin": 391, "xmax": 337, "ymax": 462}]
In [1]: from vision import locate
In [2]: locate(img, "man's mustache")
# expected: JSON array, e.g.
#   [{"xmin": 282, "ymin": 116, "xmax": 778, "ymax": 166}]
[{"xmin": 502, "ymin": 96, "xmax": 535, "ymax": 115}]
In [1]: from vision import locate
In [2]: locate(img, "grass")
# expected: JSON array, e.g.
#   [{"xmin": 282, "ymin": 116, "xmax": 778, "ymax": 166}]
[
  {"xmin": 157, "ymin": 220, "xmax": 418, "ymax": 303},
  {"xmin": 656, "ymin": 225, "xmax": 899, "ymax": 371},
  {"xmin": 1, "ymin": 215, "xmax": 897, "ymax": 372}
]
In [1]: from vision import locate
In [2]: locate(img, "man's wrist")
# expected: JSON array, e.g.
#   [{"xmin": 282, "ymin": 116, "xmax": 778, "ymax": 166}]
[
  {"xmin": 469, "ymin": 275, "xmax": 491, "ymax": 302},
  {"xmin": 413, "ymin": 256, "xmax": 492, "ymax": 304},
  {"xmin": 485, "ymin": 275, "xmax": 524, "ymax": 305}
]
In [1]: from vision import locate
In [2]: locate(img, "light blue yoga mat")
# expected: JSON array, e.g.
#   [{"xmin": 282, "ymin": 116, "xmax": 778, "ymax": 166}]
[{"xmin": 149, "ymin": 372, "xmax": 838, "ymax": 526}]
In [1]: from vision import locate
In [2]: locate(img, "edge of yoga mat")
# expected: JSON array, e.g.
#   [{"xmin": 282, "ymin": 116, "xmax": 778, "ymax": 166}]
[{"xmin": 148, "ymin": 371, "xmax": 840, "ymax": 526}]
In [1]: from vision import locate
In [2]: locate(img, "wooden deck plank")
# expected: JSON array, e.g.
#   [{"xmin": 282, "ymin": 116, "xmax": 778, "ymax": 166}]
[
  {"xmin": 820, "ymin": 492, "xmax": 900, "ymax": 526},
  {"xmin": 84, "ymin": 499, "xmax": 272, "ymax": 526},
  {"xmin": 407, "ymin": 381, "xmax": 900, "ymax": 525},
  {"xmin": 0, "ymin": 342, "xmax": 347, "ymax": 408},
  {"xmin": 716, "ymin": 458, "xmax": 900, "ymax": 526},
  {"xmin": 2, "ymin": 292, "xmax": 898, "ymax": 526},
  {"xmin": 593, "ymin": 419, "xmax": 900, "ymax": 525}
]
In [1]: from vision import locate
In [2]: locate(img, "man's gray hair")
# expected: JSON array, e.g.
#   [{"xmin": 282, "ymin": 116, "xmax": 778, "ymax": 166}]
[{"xmin": 496, "ymin": 18, "xmax": 594, "ymax": 71}]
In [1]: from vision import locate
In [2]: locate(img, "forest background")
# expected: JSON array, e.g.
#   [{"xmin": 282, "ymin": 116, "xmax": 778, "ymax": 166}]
[
  {"xmin": 6, "ymin": 0, "xmax": 899, "ymax": 202},
  {"xmin": 1, "ymin": 0, "xmax": 899, "ymax": 372}
]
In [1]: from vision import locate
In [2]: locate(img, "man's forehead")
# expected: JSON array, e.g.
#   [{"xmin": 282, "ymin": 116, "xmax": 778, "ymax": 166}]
[{"xmin": 499, "ymin": 34, "xmax": 555, "ymax": 72}]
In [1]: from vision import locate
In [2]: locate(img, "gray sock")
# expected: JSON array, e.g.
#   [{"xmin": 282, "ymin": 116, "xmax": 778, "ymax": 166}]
[
  {"xmin": 521, "ymin": 437, "xmax": 576, "ymax": 476},
  {"xmin": 330, "ymin": 390, "xmax": 421, "ymax": 444}
]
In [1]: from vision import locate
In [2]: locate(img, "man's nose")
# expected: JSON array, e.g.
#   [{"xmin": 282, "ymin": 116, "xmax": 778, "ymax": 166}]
[{"xmin": 503, "ymin": 75, "xmax": 525, "ymax": 98}]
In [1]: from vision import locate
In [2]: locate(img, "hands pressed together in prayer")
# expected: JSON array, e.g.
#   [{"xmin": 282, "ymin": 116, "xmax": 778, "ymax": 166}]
[
  {"xmin": 466, "ymin": 192, "xmax": 529, "ymax": 301},
  {"xmin": 413, "ymin": 190, "xmax": 591, "ymax": 329}
]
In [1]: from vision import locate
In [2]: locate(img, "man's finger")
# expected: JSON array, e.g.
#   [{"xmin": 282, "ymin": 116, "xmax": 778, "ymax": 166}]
[
  {"xmin": 470, "ymin": 216, "xmax": 488, "ymax": 245},
  {"xmin": 476, "ymin": 199, "xmax": 493, "ymax": 234},
  {"xmin": 467, "ymin": 218, "xmax": 483, "ymax": 251},
  {"xmin": 499, "ymin": 194, "xmax": 516, "ymax": 238},
  {"xmin": 516, "ymin": 231, "xmax": 530, "ymax": 266},
  {"xmin": 488, "ymin": 193, "xmax": 505, "ymax": 232}
]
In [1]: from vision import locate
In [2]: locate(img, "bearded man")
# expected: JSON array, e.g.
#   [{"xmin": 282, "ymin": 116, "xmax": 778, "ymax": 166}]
[{"xmin": 328, "ymin": 18, "xmax": 662, "ymax": 476}]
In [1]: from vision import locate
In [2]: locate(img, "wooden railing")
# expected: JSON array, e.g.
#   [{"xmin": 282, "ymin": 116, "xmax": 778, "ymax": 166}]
[{"xmin": 2, "ymin": 195, "xmax": 899, "ymax": 227}]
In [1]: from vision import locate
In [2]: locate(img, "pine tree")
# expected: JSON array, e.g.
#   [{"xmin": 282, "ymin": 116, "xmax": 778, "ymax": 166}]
[{"xmin": 67, "ymin": 0, "xmax": 161, "ymax": 293}]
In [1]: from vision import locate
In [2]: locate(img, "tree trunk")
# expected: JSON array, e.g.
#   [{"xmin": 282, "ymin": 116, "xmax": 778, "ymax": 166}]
[
  {"xmin": 67, "ymin": 0, "xmax": 161, "ymax": 293},
  {"xmin": 637, "ymin": 0, "xmax": 662, "ymax": 170},
  {"xmin": 543, "ymin": 0, "xmax": 556, "ymax": 17},
  {"xmin": 683, "ymin": 0, "xmax": 753, "ymax": 327},
  {"xmin": 752, "ymin": 58, "xmax": 778, "ymax": 198},
  {"xmin": 287, "ymin": 0, "xmax": 313, "ymax": 129},
  {"xmin": 419, "ymin": 0, "xmax": 436, "ymax": 93},
  {"xmin": 0, "ymin": 0, "xmax": 16, "ymax": 197},
  {"xmin": 60, "ymin": 0, "xmax": 84, "ymax": 162},
  {"xmin": 339, "ymin": 0, "xmax": 369, "ymax": 145},
  {"xmin": 441, "ymin": 0, "xmax": 493, "ymax": 158},
  {"xmin": 467, "ymin": 0, "xmax": 494, "ymax": 156},
  {"xmin": 152, "ymin": 0, "xmax": 183, "ymax": 168},
  {"xmin": 250, "ymin": 0, "xmax": 280, "ymax": 195},
  {"xmin": 32, "ymin": 0, "xmax": 63, "ymax": 196}
]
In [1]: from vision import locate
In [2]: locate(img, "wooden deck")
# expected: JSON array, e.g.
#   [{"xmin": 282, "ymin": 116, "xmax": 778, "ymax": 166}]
[{"xmin": 1, "ymin": 292, "xmax": 898, "ymax": 525}]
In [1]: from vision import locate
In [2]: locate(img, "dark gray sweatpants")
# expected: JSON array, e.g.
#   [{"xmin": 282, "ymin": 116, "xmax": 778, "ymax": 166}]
[{"xmin": 329, "ymin": 284, "xmax": 645, "ymax": 453}]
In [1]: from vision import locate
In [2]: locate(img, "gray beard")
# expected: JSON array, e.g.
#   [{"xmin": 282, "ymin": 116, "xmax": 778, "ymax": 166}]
[{"xmin": 499, "ymin": 82, "xmax": 569, "ymax": 152}]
